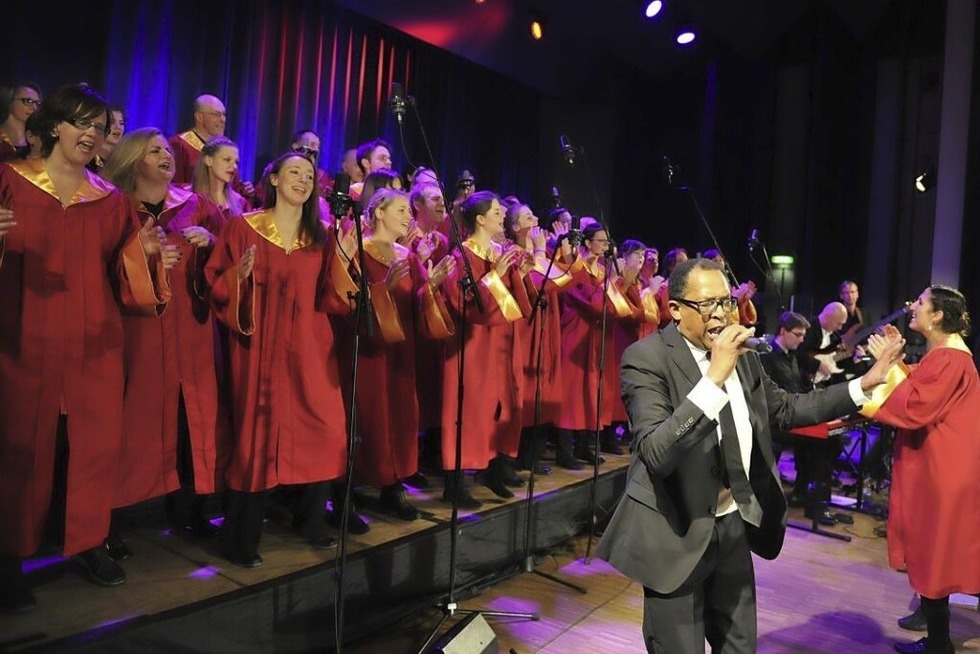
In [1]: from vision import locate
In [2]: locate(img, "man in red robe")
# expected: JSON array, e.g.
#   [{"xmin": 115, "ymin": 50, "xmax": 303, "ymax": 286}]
[{"xmin": 169, "ymin": 94, "xmax": 228, "ymax": 185}]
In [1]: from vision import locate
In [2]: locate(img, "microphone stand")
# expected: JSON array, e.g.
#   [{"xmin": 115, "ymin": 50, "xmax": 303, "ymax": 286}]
[
  {"xmin": 748, "ymin": 235, "xmax": 785, "ymax": 312},
  {"xmin": 331, "ymin": 186, "xmax": 370, "ymax": 654},
  {"xmin": 663, "ymin": 158, "xmax": 741, "ymax": 288},
  {"xmin": 562, "ymin": 139, "xmax": 620, "ymax": 564},
  {"xmin": 398, "ymin": 92, "xmax": 537, "ymax": 654},
  {"xmin": 519, "ymin": 234, "xmax": 587, "ymax": 594}
]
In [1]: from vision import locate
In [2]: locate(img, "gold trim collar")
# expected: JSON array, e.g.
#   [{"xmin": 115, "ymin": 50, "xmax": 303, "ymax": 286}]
[{"xmin": 8, "ymin": 158, "xmax": 114, "ymax": 206}]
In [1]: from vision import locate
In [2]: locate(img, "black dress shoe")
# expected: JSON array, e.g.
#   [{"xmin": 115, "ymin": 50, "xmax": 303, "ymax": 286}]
[
  {"xmin": 898, "ymin": 607, "xmax": 928, "ymax": 632},
  {"xmin": 893, "ymin": 637, "xmax": 954, "ymax": 654},
  {"xmin": 327, "ymin": 509, "xmax": 371, "ymax": 534},
  {"xmin": 403, "ymin": 472, "xmax": 430, "ymax": 490},
  {"xmin": 479, "ymin": 473, "xmax": 515, "ymax": 499},
  {"xmin": 309, "ymin": 534, "xmax": 338, "ymax": 550},
  {"xmin": 442, "ymin": 483, "xmax": 483, "ymax": 510},
  {"xmin": 221, "ymin": 545, "xmax": 263, "ymax": 568},
  {"xmin": 534, "ymin": 464, "xmax": 552, "ymax": 475},
  {"xmin": 175, "ymin": 517, "xmax": 220, "ymax": 538},
  {"xmin": 555, "ymin": 454, "xmax": 583, "ymax": 471},
  {"xmin": 830, "ymin": 511, "xmax": 854, "ymax": 525},
  {"xmin": 380, "ymin": 483, "xmax": 421, "ymax": 521},
  {"xmin": 804, "ymin": 509, "xmax": 837, "ymax": 526},
  {"xmin": 576, "ymin": 448, "xmax": 605, "ymax": 465},
  {"xmin": 72, "ymin": 545, "xmax": 127, "ymax": 586},
  {"xmin": 104, "ymin": 533, "xmax": 132, "ymax": 561},
  {"xmin": 599, "ymin": 442, "xmax": 625, "ymax": 455}
]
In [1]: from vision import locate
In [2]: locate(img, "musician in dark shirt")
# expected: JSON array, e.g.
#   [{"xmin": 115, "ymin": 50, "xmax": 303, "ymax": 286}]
[
  {"xmin": 839, "ymin": 280, "xmax": 864, "ymax": 335},
  {"xmin": 762, "ymin": 311, "xmax": 850, "ymax": 526}
]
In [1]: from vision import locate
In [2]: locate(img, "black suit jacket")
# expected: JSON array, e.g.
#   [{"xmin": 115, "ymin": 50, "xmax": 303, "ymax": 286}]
[{"xmin": 595, "ymin": 323, "xmax": 858, "ymax": 593}]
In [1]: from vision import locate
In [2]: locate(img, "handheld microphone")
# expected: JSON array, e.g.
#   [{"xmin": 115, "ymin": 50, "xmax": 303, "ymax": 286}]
[
  {"xmin": 390, "ymin": 82, "xmax": 407, "ymax": 125},
  {"xmin": 742, "ymin": 337, "xmax": 773, "ymax": 354},
  {"xmin": 747, "ymin": 228, "xmax": 760, "ymax": 249},
  {"xmin": 559, "ymin": 135, "xmax": 576, "ymax": 167}
]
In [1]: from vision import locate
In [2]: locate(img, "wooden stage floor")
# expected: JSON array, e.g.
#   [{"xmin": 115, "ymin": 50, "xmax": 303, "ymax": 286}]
[
  {"xmin": 2, "ymin": 447, "xmax": 978, "ymax": 653},
  {"xmin": 349, "ymin": 512, "xmax": 980, "ymax": 654}
]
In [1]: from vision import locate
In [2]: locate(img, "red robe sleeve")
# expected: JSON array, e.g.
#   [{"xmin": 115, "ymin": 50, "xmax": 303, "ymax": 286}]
[
  {"xmin": 205, "ymin": 219, "xmax": 254, "ymax": 335},
  {"xmin": 871, "ymin": 352, "xmax": 967, "ymax": 430}
]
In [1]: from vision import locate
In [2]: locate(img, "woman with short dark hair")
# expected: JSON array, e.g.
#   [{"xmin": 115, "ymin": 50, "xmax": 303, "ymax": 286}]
[{"xmin": 0, "ymin": 84, "xmax": 171, "ymax": 608}]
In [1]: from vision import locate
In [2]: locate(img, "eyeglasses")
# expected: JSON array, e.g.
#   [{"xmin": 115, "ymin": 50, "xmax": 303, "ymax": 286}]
[
  {"xmin": 199, "ymin": 111, "xmax": 226, "ymax": 118},
  {"xmin": 16, "ymin": 97, "xmax": 41, "ymax": 108},
  {"xmin": 66, "ymin": 117, "xmax": 108, "ymax": 136},
  {"xmin": 788, "ymin": 330, "xmax": 807, "ymax": 339},
  {"xmin": 673, "ymin": 296, "xmax": 738, "ymax": 319},
  {"xmin": 293, "ymin": 146, "xmax": 319, "ymax": 158}
]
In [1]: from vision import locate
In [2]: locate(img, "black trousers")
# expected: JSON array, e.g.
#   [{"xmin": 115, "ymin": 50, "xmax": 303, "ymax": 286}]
[{"xmin": 642, "ymin": 511, "xmax": 756, "ymax": 654}]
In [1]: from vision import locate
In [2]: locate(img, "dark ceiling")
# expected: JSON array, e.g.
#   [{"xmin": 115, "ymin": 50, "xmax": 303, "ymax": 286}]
[{"xmin": 331, "ymin": 0, "xmax": 912, "ymax": 97}]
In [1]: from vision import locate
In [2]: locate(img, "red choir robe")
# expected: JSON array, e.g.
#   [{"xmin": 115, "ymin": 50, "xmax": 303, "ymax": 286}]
[
  {"xmin": 440, "ymin": 240, "xmax": 531, "ymax": 470},
  {"xmin": 411, "ymin": 229, "xmax": 452, "ymax": 431},
  {"xmin": 116, "ymin": 187, "xmax": 230, "ymax": 507},
  {"xmin": 611, "ymin": 281, "xmax": 661, "ymax": 423},
  {"xmin": 860, "ymin": 345, "xmax": 980, "ymax": 598},
  {"xmin": 557, "ymin": 257, "xmax": 634, "ymax": 432},
  {"xmin": 205, "ymin": 211, "xmax": 353, "ymax": 491},
  {"xmin": 344, "ymin": 241, "xmax": 453, "ymax": 487},
  {"xmin": 169, "ymin": 130, "xmax": 205, "ymax": 185},
  {"xmin": 517, "ymin": 252, "xmax": 577, "ymax": 427},
  {"xmin": 0, "ymin": 133, "xmax": 21, "ymax": 163},
  {"xmin": 0, "ymin": 160, "xmax": 169, "ymax": 556}
]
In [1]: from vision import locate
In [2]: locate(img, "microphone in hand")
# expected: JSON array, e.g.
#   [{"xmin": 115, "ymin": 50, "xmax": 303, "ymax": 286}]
[{"xmin": 742, "ymin": 336, "xmax": 773, "ymax": 354}]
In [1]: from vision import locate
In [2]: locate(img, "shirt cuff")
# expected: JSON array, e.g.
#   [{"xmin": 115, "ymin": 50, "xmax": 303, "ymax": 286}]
[
  {"xmin": 688, "ymin": 377, "xmax": 729, "ymax": 421},
  {"xmin": 847, "ymin": 378, "xmax": 871, "ymax": 406}
]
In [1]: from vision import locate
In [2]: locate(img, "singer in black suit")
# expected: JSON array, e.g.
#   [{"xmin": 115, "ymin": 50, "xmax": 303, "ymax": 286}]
[{"xmin": 596, "ymin": 258, "xmax": 901, "ymax": 653}]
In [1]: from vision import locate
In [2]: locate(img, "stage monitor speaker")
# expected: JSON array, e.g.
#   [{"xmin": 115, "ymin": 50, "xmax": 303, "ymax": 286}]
[{"xmin": 433, "ymin": 612, "xmax": 499, "ymax": 654}]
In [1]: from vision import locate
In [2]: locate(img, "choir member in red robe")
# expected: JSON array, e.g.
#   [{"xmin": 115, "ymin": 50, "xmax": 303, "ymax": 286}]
[
  {"xmin": 347, "ymin": 189, "xmax": 454, "ymax": 520},
  {"xmin": 205, "ymin": 152, "xmax": 355, "ymax": 568},
  {"xmin": 440, "ymin": 191, "xmax": 533, "ymax": 508},
  {"xmin": 192, "ymin": 136, "xmax": 251, "ymax": 220},
  {"xmin": 655, "ymin": 246, "xmax": 688, "ymax": 329},
  {"xmin": 504, "ymin": 202, "xmax": 576, "ymax": 476},
  {"xmin": 863, "ymin": 287, "xmax": 980, "ymax": 654},
  {"xmin": 0, "ymin": 82, "xmax": 41, "ymax": 162},
  {"xmin": 0, "ymin": 84, "xmax": 171, "ymax": 610},
  {"xmin": 103, "ymin": 128, "xmax": 229, "ymax": 537},
  {"xmin": 408, "ymin": 182, "xmax": 452, "ymax": 443},
  {"xmin": 607, "ymin": 239, "xmax": 660, "ymax": 454},
  {"xmin": 169, "ymin": 94, "xmax": 227, "ymax": 185},
  {"xmin": 556, "ymin": 224, "xmax": 634, "ymax": 468}
]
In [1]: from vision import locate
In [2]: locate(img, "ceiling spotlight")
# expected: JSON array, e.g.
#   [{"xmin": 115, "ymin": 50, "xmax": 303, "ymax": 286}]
[
  {"xmin": 676, "ymin": 29, "xmax": 696, "ymax": 45},
  {"xmin": 643, "ymin": 1, "xmax": 663, "ymax": 18},
  {"xmin": 914, "ymin": 167, "xmax": 936, "ymax": 193},
  {"xmin": 529, "ymin": 17, "xmax": 545, "ymax": 41}
]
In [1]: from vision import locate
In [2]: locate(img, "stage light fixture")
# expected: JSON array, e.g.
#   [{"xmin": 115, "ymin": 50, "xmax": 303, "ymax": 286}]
[
  {"xmin": 914, "ymin": 167, "xmax": 936, "ymax": 193},
  {"xmin": 529, "ymin": 16, "xmax": 545, "ymax": 41},
  {"xmin": 771, "ymin": 255, "xmax": 795, "ymax": 267},
  {"xmin": 644, "ymin": 1, "xmax": 663, "ymax": 19},
  {"xmin": 676, "ymin": 28, "xmax": 696, "ymax": 45}
]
